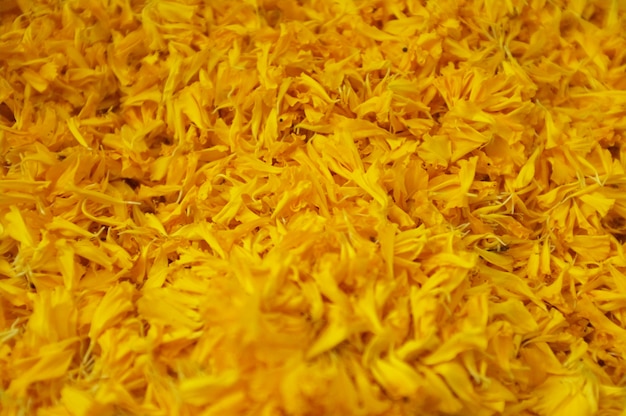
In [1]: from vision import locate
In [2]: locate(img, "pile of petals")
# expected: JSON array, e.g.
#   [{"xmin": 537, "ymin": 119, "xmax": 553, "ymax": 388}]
[{"xmin": 1, "ymin": 0, "xmax": 626, "ymax": 415}]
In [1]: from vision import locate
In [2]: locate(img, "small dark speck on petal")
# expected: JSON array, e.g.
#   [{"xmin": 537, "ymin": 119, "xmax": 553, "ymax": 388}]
[{"xmin": 123, "ymin": 178, "xmax": 140, "ymax": 189}]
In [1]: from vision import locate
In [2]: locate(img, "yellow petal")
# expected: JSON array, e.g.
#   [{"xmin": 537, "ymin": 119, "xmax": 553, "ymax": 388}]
[{"xmin": 88, "ymin": 282, "xmax": 134, "ymax": 340}]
